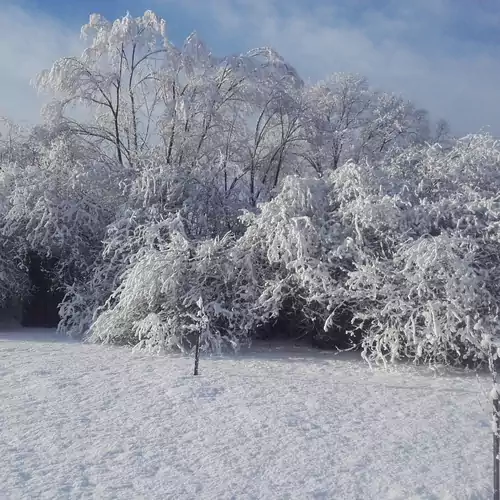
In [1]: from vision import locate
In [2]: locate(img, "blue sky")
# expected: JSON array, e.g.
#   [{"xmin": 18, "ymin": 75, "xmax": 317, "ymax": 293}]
[{"xmin": 1, "ymin": 0, "xmax": 500, "ymax": 135}]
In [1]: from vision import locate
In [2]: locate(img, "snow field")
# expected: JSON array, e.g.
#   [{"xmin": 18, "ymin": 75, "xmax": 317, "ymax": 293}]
[{"xmin": 0, "ymin": 330, "xmax": 493, "ymax": 499}]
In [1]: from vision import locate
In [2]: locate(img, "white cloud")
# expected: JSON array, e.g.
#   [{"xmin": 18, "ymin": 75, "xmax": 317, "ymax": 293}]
[
  {"xmin": 259, "ymin": 14, "xmax": 500, "ymax": 136},
  {"xmin": 0, "ymin": 2, "xmax": 82, "ymax": 124}
]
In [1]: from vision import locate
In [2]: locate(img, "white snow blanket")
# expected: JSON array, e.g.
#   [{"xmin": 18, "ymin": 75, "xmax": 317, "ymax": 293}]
[{"xmin": 0, "ymin": 329, "xmax": 493, "ymax": 499}]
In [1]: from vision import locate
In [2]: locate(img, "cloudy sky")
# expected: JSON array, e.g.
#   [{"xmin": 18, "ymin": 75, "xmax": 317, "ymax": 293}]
[{"xmin": 1, "ymin": 0, "xmax": 499, "ymax": 135}]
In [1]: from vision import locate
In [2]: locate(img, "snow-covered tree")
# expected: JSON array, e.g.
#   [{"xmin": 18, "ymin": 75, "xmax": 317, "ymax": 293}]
[
  {"xmin": 301, "ymin": 73, "xmax": 432, "ymax": 174},
  {"xmin": 10, "ymin": 9, "xmax": 500, "ymax": 373}
]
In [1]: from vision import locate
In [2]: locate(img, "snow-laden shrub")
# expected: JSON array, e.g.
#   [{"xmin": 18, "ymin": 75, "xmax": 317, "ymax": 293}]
[
  {"xmin": 232, "ymin": 175, "xmax": 353, "ymax": 343},
  {"xmin": 85, "ymin": 214, "xmax": 249, "ymax": 352},
  {"xmin": 58, "ymin": 144, "xmax": 250, "ymax": 338},
  {"xmin": 0, "ymin": 137, "xmax": 121, "ymax": 285},
  {"xmin": 0, "ymin": 159, "xmax": 31, "ymax": 309},
  {"xmin": 59, "ymin": 208, "xmax": 177, "ymax": 337},
  {"xmin": 333, "ymin": 135, "xmax": 500, "ymax": 366},
  {"xmin": 347, "ymin": 234, "xmax": 498, "ymax": 366}
]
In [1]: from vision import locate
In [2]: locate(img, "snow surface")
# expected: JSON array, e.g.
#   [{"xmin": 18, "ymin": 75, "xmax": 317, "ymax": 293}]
[{"xmin": 0, "ymin": 328, "xmax": 494, "ymax": 499}]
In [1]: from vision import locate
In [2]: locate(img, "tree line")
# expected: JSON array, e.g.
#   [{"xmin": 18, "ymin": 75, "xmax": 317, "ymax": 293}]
[{"xmin": 1, "ymin": 11, "xmax": 499, "ymax": 369}]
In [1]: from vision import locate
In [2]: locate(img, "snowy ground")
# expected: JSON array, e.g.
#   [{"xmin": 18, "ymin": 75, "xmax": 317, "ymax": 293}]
[{"xmin": 0, "ymin": 328, "xmax": 494, "ymax": 499}]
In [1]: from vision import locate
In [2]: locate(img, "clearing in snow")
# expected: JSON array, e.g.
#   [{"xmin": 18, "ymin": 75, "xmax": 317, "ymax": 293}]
[{"xmin": 0, "ymin": 329, "xmax": 494, "ymax": 499}]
